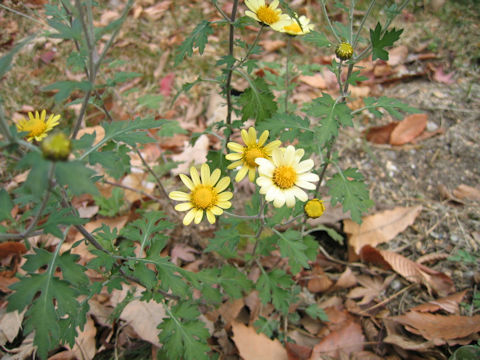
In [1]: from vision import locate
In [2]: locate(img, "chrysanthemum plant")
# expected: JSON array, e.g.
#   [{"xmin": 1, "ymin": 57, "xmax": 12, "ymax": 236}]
[{"xmin": 0, "ymin": 0, "xmax": 417, "ymax": 358}]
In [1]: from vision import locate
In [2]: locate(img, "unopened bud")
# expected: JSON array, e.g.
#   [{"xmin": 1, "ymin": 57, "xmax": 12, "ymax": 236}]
[
  {"xmin": 304, "ymin": 198, "xmax": 325, "ymax": 219},
  {"xmin": 41, "ymin": 132, "xmax": 71, "ymax": 161},
  {"xmin": 335, "ymin": 42, "xmax": 354, "ymax": 60}
]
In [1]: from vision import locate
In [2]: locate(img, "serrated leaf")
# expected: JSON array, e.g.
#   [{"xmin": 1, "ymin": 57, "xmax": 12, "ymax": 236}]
[
  {"xmin": 218, "ymin": 266, "xmax": 252, "ymax": 299},
  {"xmin": 370, "ymin": 23, "xmax": 403, "ymax": 61},
  {"xmin": 174, "ymin": 20, "xmax": 214, "ymax": 66},
  {"xmin": 100, "ymin": 117, "xmax": 164, "ymax": 146},
  {"xmin": 204, "ymin": 228, "xmax": 241, "ymax": 259},
  {"xmin": 256, "ymin": 269, "xmax": 294, "ymax": 315},
  {"xmin": 158, "ymin": 303, "xmax": 210, "ymax": 360},
  {"xmin": 157, "ymin": 120, "xmax": 187, "ymax": 137},
  {"xmin": 89, "ymin": 144, "xmax": 130, "ymax": 179},
  {"xmin": 0, "ymin": 34, "xmax": 36, "ymax": 78},
  {"xmin": 362, "ymin": 96, "xmax": 419, "ymax": 120},
  {"xmin": 137, "ymin": 94, "xmax": 164, "ymax": 110},
  {"xmin": 238, "ymin": 77, "xmax": 277, "ymax": 123},
  {"xmin": 305, "ymin": 304, "xmax": 328, "ymax": 321},
  {"xmin": 276, "ymin": 230, "xmax": 317, "ymax": 274},
  {"xmin": 257, "ymin": 113, "xmax": 312, "ymax": 144},
  {"xmin": 304, "ymin": 94, "xmax": 353, "ymax": 146},
  {"xmin": 327, "ymin": 168, "xmax": 374, "ymax": 223},
  {"xmin": 40, "ymin": 208, "xmax": 88, "ymax": 238},
  {"xmin": 43, "ymin": 80, "xmax": 92, "ymax": 103},
  {"xmin": 55, "ymin": 161, "xmax": 99, "ymax": 196},
  {"xmin": 0, "ymin": 189, "xmax": 13, "ymax": 221},
  {"xmin": 302, "ymin": 30, "xmax": 331, "ymax": 48},
  {"xmin": 93, "ymin": 187, "xmax": 125, "ymax": 217}
]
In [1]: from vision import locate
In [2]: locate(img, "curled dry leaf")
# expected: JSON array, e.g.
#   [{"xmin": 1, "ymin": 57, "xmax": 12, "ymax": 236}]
[
  {"xmin": 365, "ymin": 122, "xmax": 398, "ymax": 144},
  {"xmin": 452, "ymin": 184, "xmax": 480, "ymax": 201},
  {"xmin": 171, "ymin": 134, "xmax": 209, "ymax": 175},
  {"xmin": 286, "ymin": 342, "xmax": 312, "ymax": 360},
  {"xmin": 391, "ymin": 311, "xmax": 480, "ymax": 345},
  {"xmin": 0, "ymin": 309, "xmax": 24, "ymax": 346},
  {"xmin": 310, "ymin": 321, "xmax": 364, "ymax": 359},
  {"xmin": 360, "ymin": 245, "xmax": 455, "ymax": 296},
  {"xmin": 390, "ymin": 113, "xmax": 428, "ymax": 146},
  {"xmin": 410, "ymin": 290, "xmax": 467, "ymax": 314},
  {"xmin": 69, "ymin": 316, "xmax": 97, "ymax": 360},
  {"xmin": 298, "ymin": 74, "xmax": 327, "ymax": 89},
  {"xmin": 231, "ymin": 321, "xmax": 288, "ymax": 360},
  {"xmin": 334, "ymin": 267, "xmax": 357, "ymax": 289},
  {"xmin": 345, "ymin": 205, "xmax": 422, "ymax": 255},
  {"xmin": 0, "ymin": 241, "xmax": 27, "ymax": 260}
]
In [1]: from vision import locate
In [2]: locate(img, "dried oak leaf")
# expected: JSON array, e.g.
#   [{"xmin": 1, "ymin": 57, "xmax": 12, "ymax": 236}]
[
  {"xmin": 365, "ymin": 122, "xmax": 398, "ymax": 144},
  {"xmin": 410, "ymin": 290, "xmax": 467, "ymax": 314},
  {"xmin": 391, "ymin": 311, "xmax": 480, "ymax": 345},
  {"xmin": 390, "ymin": 113, "xmax": 428, "ymax": 145},
  {"xmin": 345, "ymin": 205, "xmax": 422, "ymax": 255},
  {"xmin": 310, "ymin": 320, "xmax": 364, "ymax": 359},
  {"xmin": 360, "ymin": 245, "xmax": 455, "ymax": 296},
  {"xmin": 452, "ymin": 184, "xmax": 480, "ymax": 201},
  {"xmin": 231, "ymin": 321, "xmax": 288, "ymax": 360},
  {"xmin": 0, "ymin": 241, "xmax": 27, "ymax": 260}
]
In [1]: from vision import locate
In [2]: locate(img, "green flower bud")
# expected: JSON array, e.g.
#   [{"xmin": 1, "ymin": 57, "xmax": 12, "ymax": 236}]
[
  {"xmin": 41, "ymin": 132, "xmax": 71, "ymax": 161},
  {"xmin": 335, "ymin": 42, "xmax": 354, "ymax": 60}
]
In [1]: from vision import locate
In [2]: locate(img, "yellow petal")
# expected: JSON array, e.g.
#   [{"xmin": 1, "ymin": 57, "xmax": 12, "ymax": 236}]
[
  {"xmin": 215, "ymin": 176, "xmax": 230, "ymax": 192},
  {"xmin": 194, "ymin": 209, "xmax": 204, "ymax": 224},
  {"xmin": 200, "ymin": 163, "xmax": 210, "ymax": 184},
  {"xmin": 175, "ymin": 202, "xmax": 193, "ymax": 211},
  {"xmin": 169, "ymin": 191, "xmax": 190, "ymax": 201},
  {"xmin": 183, "ymin": 209, "xmax": 196, "ymax": 225},
  {"xmin": 179, "ymin": 174, "xmax": 194, "ymax": 190},
  {"xmin": 206, "ymin": 210, "xmax": 216, "ymax": 224},
  {"xmin": 210, "ymin": 168, "xmax": 221, "ymax": 186},
  {"xmin": 258, "ymin": 130, "xmax": 269, "ymax": 146},
  {"xmin": 190, "ymin": 166, "xmax": 201, "ymax": 186},
  {"xmin": 227, "ymin": 142, "xmax": 244, "ymax": 153}
]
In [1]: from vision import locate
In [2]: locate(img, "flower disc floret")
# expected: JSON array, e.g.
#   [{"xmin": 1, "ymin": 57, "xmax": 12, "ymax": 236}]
[
  {"xmin": 304, "ymin": 199, "xmax": 325, "ymax": 218},
  {"xmin": 335, "ymin": 42, "xmax": 354, "ymax": 60},
  {"xmin": 245, "ymin": 0, "xmax": 291, "ymax": 29},
  {"xmin": 169, "ymin": 164, "xmax": 233, "ymax": 225},
  {"xmin": 255, "ymin": 145, "xmax": 319, "ymax": 208},
  {"xmin": 16, "ymin": 110, "xmax": 60, "ymax": 142},
  {"xmin": 226, "ymin": 127, "xmax": 281, "ymax": 182}
]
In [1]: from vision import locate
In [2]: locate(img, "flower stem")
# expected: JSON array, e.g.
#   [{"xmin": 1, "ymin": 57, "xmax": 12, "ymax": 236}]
[
  {"xmin": 225, "ymin": 0, "xmax": 239, "ymax": 143},
  {"xmin": 321, "ymin": 0, "xmax": 341, "ymax": 43},
  {"xmin": 284, "ymin": 35, "xmax": 292, "ymax": 114}
]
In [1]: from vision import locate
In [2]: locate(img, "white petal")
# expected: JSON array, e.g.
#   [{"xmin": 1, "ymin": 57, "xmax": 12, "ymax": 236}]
[
  {"xmin": 284, "ymin": 189, "xmax": 296, "ymax": 208},
  {"xmin": 284, "ymin": 145, "xmax": 295, "ymax": 166},
  {"xmin": 265, "ymin": 186, "xmax": 280, "ymax": 202},
  {"xmin": 295, "ymin": 159, "xmax": 314, "ymax": 173},
  {"xmin": 296, "ymin": 179, "xmax": 317, "ymax": 190},
  {"xmin": 298, "ymin": 173, "xmax": 319, "ymax": 183},
  {"xmin": 273, "ymin": 193, "xmax": 286, "ymax": 208},
  {"xmin": 256, "ymin": 159, "xmax": 275, "ymax": 177},
  {"xmin": 256, "ymin": 176, "xmax": 273, "ymax": 188},
  {"xmin": 292, "ymin": 186, "xmax": 308, "ymax": 202}
]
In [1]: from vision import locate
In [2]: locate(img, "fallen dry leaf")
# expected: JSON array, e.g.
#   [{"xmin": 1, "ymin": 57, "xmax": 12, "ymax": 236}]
[
  {"xmin": 307, "ymin": 275, "xmax": 333, "ymax": 293},
  {"xmin": 286, "ymin": 342, "xmax": 312, "ymax": 360},
  {"xmin": 111, "ymin": 287, "xmax": 166, "ymax": 347},
  {"xmin": 143, "ymin": 0, "xmax": 172, "ymax": 20},
  {"xmin": 452, "ymin": 184, "xmax": 480, "ymax": 201},
  {"xmin": 298, "ymin": 74, "xmax": 327, "ymax": 89},
  {"xmin": 334, "ymin": 267, "xmax": 357, "ymax": 289},
  {"xmin": 345, "ymin": 205, "xmax": 422, "ymax": 255},
  {"xmin": 310, "ymin": 321, "xmax": 364, "ymax": 359},
  {"xmin": 0, "ymin": 241, "xmax": 27, "ymax": 259},
  {"xmin": 69, "ymin": 316, "xmax": 97, "ymax": 360},
  {"xmin": 0, "ymin": 309, "xmax": 24, "ymax": 346},
  {"xmin": 171, "ymin": 134, "xmax": 209, "ymax": 175},
  {"xmin": 391, "ymin": 311, "xmax": 480, "ymax": 345},
  {"xmin": 410, "ymin": 290, "xmax": 467, "ymax": 314},
  {"xmin": 433, "ymin": 65, "xmax": 455, "ymax": 84},
  {"xmin": 360, "ymin": 245, "xmax": 455, "ymax": 296},
  {"xmin": 383, "ymin": 318, "xmax": 434, "ymax": 352},
  {"xmin": 170, "ymin": 243, "xmax": 199, "ymax": 265},
  {"xmin": 231, "ymin": 321, "xmax": 288, "ymax": 360},
  {"xmin": 365, "ymin": 122, "xmax": 398, "ymax": 144},
  {"xmin": 347, "ymin": 274, "xmax": 394, "ymax": 305},
  {"xmin": 387, "ymin": 45, "xmax": 409, "ymax": 66},
  {"xmin": 260, "ymin": 40, "xmax": 286, "ymax": 52},
  {"xmin": 159, "ymin": 73, "xmax": 175, "ymax": 97},
  {"xmin": 390, "ymin": 113, "xmax": 428, "ymax": 145}
]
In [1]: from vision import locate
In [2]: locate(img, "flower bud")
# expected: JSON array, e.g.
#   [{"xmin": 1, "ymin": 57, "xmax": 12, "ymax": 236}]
[
  {"xmin": 41, "ymin": 132, "xmax": 71, "ymax": 161},
  {"xmin": 304, "ymin": 198, "xmax": 325, "ymax": 219},
  {"xmin": 335, "ymin": 42, "xmax": 354, "ymax": 60}
]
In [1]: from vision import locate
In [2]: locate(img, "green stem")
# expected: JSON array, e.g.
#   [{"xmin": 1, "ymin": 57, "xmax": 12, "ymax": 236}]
[
  {"xmin": 353, "ymin": 0, "xmax": 376, "ymax": 48},
  {"xmin": 0, "ymin": 101, "xmax": 13, "ymax": 143},
  {"xmin": 321, "ymin": 0, "xmax": 341, "ymax": 43},
  {"xmin": 285, "ymin": 35, "xmax": 292, "ymax": 114}
]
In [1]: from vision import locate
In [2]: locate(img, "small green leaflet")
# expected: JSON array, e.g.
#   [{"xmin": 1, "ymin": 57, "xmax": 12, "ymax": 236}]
[
  {"xmin": 302, "ymin": 31, "xmax": 331, "ymax": 48},
  {"xmin": 238, "ymin": 77, "xmax": 277, "ymax": 123},
  {"xmin": 275, "ymin": 230, "xmax": 317, "ymax": 274},
  {"xmin": 362, "ymin": 96, "xmax": 420, "ymax": 119},
  {"xmin": 0, "ymin": 189, "xmax": 13, "ymax": 221},
  {"xmin": 305, "ymin": 304, "xmax": 328, "ymax": 321},
  {"xmin": 327, "ymin": 168, "xmax": 374, "ymax": 224},
  {"xmin": 304, "ymin": 94, "xmax": 353, "ymax": 147},
  {"xmin": 370, "ymin": 23, "xmax": 403, "ymax": 61},
  {"xmin": 256, "ymin": 113, "xmax": 313, "ymax": 145},
  {"xmin": 55, "ymin": 161, "xmax": 99, "ymax": 196},
  {"xmin": 174, "ymin": 20, "xmax": 214, "ymax": 66},
  {"xmin": 42, "ymin": 80, "xmax": 92, "ymax": 103},
  {"xmin": 256, "ymin": 269, "xmax": 295, "ymax": 315},
  {"xmin": 158, "ymin": 302, "xmax": 211, "ymax": 360},
  {"xmin": 0, "ymin": 34, "xmax": 36, "ymax": 78}
]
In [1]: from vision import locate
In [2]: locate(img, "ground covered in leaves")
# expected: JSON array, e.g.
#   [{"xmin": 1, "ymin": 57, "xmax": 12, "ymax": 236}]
[{"xmin": 1, "ymin": 0, "xmax": 479, "ymax": 359}]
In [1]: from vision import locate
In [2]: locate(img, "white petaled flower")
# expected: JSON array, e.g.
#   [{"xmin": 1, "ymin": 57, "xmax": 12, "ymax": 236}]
[
  {"xmin": 274, "ymin": 15, "xmax": 314, "ymax": 35},
  {"xmin": 245, "ymin": 0, "xmax": 291, "ymax": 29},
  {"xmin": 169, "ymin": 164, "xmax": 233, "ymax": 225},
  {"xmin": 255, "ymin": 145, "xmax": 319, "ymax": 208}
]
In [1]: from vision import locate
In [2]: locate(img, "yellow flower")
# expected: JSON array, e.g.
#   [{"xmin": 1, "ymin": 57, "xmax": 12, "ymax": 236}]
[
  {"xmin": 255, "ymin": 145, "xmax": 319, "ymax": 208},
  {"xmin": 275, "ymin": 15, "xmax": 314, "ymax": 35},
  {"xmin": 304, "ymin": 198, "xmax": 325, "ymax": 218},
  {"xmin": 245, "ymin": 0, "xmax": 291, "ymax": 28},
  {"xmin": 226, "ymin": 127, "xmax": 281, "ymax": 183},
  {"xmin": 16, "ymin": 110, "xmax": 60, "ymax": 142},
  {"xmin": 169, "ymin": 164, "xmax": 233, "ymax": 225}
]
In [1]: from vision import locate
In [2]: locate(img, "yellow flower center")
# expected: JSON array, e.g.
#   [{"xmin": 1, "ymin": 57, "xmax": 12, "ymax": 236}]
[
  {"xmin": 284, "ymin": 22, "xmax": 302, "ymax": 34},
  {"xmin": 257, "ymin": 5, "xmax": 279, "ymax": 24},
  {"xmin": 244, "ymin": 146, "xmax": 266, "ymax": 167},
  {"xmin": 304, "ymin": 199, "xmax": 325, "ymax": 218},
  {"xmin": 191, "ymin": 185, "xmax": 217, "ymax": 209},
  {"xmin": 273, "ymin": 165, "xmax": 297, "ymax": 189},
  {"xmin": 26, "ymin": 119, "xmax": 47, "ymax": 137}
]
